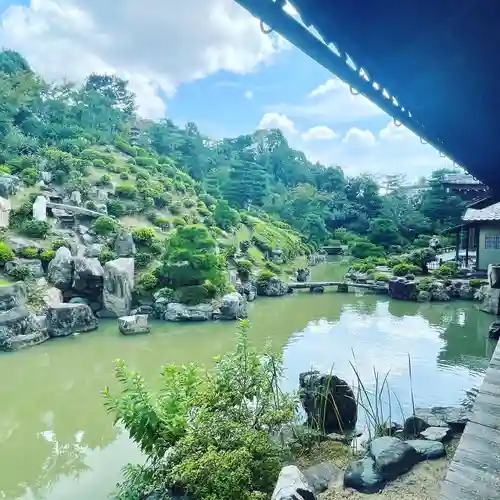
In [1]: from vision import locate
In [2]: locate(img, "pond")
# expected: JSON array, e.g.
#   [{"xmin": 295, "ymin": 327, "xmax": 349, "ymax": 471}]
[{"xmin": 0, "ymin": 262, "xmax": 496, "ymax": 500}]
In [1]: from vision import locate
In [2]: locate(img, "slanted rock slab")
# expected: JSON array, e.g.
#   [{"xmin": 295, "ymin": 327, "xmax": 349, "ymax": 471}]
[
  {"xmin": 420, "ymin": 426, "xmax": 451, "ymax": 442},
  {"xmin": 406, "ymin": 439, "xmax": 445, "ymax": 460},
  {"xmin": 271, "ymin": 465, "xmax": 316, "ymax": 500},
  {"xmin": 303, "ymin": 461, "xmax": 343, "ymax": 494},
  {"xmin": 343, "ymin": 457, "xmax": 385, "ymax": 493},
  {"xmin": 369, "ymin": 436, "xmax": 420, "ymax": 481},
  {"xmin": 118, "ymin": 314, "xmax": 150, "ymax": 335}
]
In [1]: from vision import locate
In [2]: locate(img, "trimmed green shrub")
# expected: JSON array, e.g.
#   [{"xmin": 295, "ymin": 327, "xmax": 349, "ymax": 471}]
[
  {"xmin": 98, "ymin": 247, "xmax": 117, "ymax": 265},
  {"xmin": 92, "ymin": 216, "xmax": 118, "ymax": 235},
  {"xmin": 21, "ymin": 220, "xmax": 50, "ymax": 238},
  {"xmin": 132, "ymin": 227, "xmax": 156, "ymax": 246},
  {"xmin": 52, "ymin": 239, "xmax": 69, "ymax": 250},
  {"xmin": 20, "ymin": 247, "xmax": 39, "ymax": 259},
  {"xmin": 392, "ymin": 263, "xmax": 419, "ymax": 277},
  {"xmin": 136, "ymin": 272, "xmax": 158, "ymax": 291},
  {"xmin": 0, "ymin": 242, "xmax": 14, "ymax": 263},
  {"xmin": 115, "ymin": 183, "xmax": 137, "ymax": 199},
  {"xmin": 8, "ymin": 265, "xmax": 34, "ymax": 281},
  {"xmin": 236, "ymin": 260, "xmax": 252, "ymax": 280},
  {"xmin": 40, "ymin": 249, "xmax": 56, "ymax": 262},
  {"xmin": 135, "ymin": 252, "xmax": 153, "ymax": 268},
  {"xmin": 469, "ymin": 278, "xmax": 484, "ymax": 288}
]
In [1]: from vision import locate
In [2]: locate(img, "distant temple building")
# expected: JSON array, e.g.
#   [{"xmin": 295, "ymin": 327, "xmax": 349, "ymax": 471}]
[
  {"xmin": 440, "ymin": 173, "xmax": 489, "ymax": 200},
  {"xmin": 130, "ymin": 123, "xmax": 140, "ymax": 146}
]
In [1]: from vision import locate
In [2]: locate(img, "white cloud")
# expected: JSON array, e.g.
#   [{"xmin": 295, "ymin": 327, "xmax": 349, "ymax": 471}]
[
  {"xmin": 258, "ymin": 112, "xmax": 297, "ymax": 137},
  {"xmin": 244, "ymin": 90, "xmax": 253, "ymax": 99},
  {"xmin": 301, "ymin": 125, "xmax": 337, "ymax": 141},
  {"xmin": 379, "ymin": 120, "xmax": 414, "ymax": 142},
  {"xmin": 308, "ymin": 78, "xmax": 342, "ymax": 98},
  {"xmin": 342, "ymin": 128, "xmax": 376, "ymax": 147},
  {"xmin": 0, "ymin": 0, "xmax": 282, "ymax": 118}
]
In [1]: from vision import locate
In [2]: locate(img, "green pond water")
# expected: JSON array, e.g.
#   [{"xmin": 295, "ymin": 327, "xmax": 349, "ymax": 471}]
[{"xmin": 0, "ymin": 262, "xmax": 496, "ymax": 500}]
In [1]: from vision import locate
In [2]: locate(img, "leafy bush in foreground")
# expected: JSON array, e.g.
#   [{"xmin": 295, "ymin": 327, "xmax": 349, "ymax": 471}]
[{"xmin": 103, "ymin": 322, "xmax": 295, "ymax": 500}]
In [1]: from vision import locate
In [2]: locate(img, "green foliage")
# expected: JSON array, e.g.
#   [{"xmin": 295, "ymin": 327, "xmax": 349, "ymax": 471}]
[
  {"xmin": 214, "ymin": 199, "xmax": 240, "ymax": 231},
  {"xmin": 20, "ymin": 247, "xmax": 39, "ymax": 259},
  {"xmin": 434, "ymin": 262, "xmax": 457, "ymax": 279},
  {"xmin": 135, "ymin": 252, "xmax": 153, "ymax": 268},
  {"xmin": 40, "ymin": 249, "xmax": 55, "ymax": 262},
  {"xmin": 136, "ymin": 156, "xmax": 156, "ymax": 167},
  {"xmin": 257, "ymin": 269, "xmax": 275, "ymax": 290},
  {"xmin": 350, "ymin": 241, "xmax": 384, "ymax": 259},
  {"xmin": 104, "ymin": 322, "xmax": 294, "ymax": 500},
  {"xmin": 52, "ymin": 239, "xmax": 69, "ymax": 250},
  {"xmin": 132, "ymin": 227, "xmax": 156, "ymax": 246},
  {"xmin": 172, "ymin": 217, "xmax": 186, "ymax": 227},
  {"xmin": 265, "ymin": 262, "xmax": 281, "ymax": 274},
  {"xmin": 21, "ymin": 167, "xmax": 38, "ymax": 185},
  {"xmin": 159, "ymin": 225, "xmax": 226, "ymax": 303},
  {"xmin": 98, "ymin": 247, "xmax": 117, "ymax": 265},
  {"xmin": 115, "ymin": 140, "xmax": 137, "ymax": 157},
  {"xmin": 119, "ymin": 172, "xmax": 129, "ymax": 180},
  {"xmin": 92, "ymin": 215, "xmax": 118, "ymax": 235},
  {"xmin": 469, "ymin": 278, "xmax": 484, "ymax": 288},
  {"xmin": 417, "ymin": 277, "xmax": 437, "ymax": 292},
  {"xmin": 169, "ymin": 201, "xmax": 182, "ymax": 215},
  {"xmin": 116, "ymin": 183, "xmax": 137, "ymax": 199},
  {"xmin": 136, "ymin": 272, "xmax": 158, "ymax": 292},
  {"xmin": 21, "ymin": 220, "xmax": 50, "ymax": 238},
  {"xmin": 351, "ymin": 261, "xmax": 375, "ymax": 273},
  {"xmin": 7, "ymin": 264, "xmax": 34, "ymax": 281},
  {"xmin": 0, "ymin": 242, "xmax": 14, "ymax": 263},
  {"xmin": 236, "ymin": 259, "xmax": 252, "ymax": 280},
  {"xmin": 408, "ymin": 247, "xmax": 437, "ymax": 274},
  {"xmin": 98, "ymin": 173, "xmax": 111, "ymax": 185},
  {"xmin": 152, "ymin": 215, "xmax": 170, "ymax": 230},
  {"xmin": 107, "ymin": 199, "xmax": 126, "ymax": 217},
  {"xmin": 392, "ymin": 263, "xmax": 420, "ymax": 277},
  {"xmin": 373, "ymin": 272, "xmax": 390, "ymax": 282}
]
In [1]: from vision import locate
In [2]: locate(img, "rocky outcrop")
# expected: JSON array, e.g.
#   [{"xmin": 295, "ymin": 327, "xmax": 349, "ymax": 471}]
[
  {"xmin": 72, "ymin": 257, "xmax": 104, "ymax": 308},
  {"xmin": 417, "ymin": 290, "xmax": 431, "ymax": 302},
  {"xmin": 0, "ymin": 283, "xmax": 49, "ymax": 351},
  {"xmin": 488, "ymin": 264, "xmax": 500, "ymax": 289},
  {"xmin": 430, "ymin": 283, "xmax": 450, "ymax": 301},
  {"xmin": 489, "ymin": 321, "xmax": 500, "ymax": 340},
  {"xmin": 480, "ymin": 286, "xmax": 500, "ymax": 315},
  {"xmin": 259, "ymin": 276, "xmax": 290, "ymax": 297},
  {"xmin": 344, "ymin": 457, "xmax": 385, "ymax": 493},
  {"xmin": 388, "ymin": 278, "xmax": 417, "ymax": 300},
  {"xmin": 0, "ymin": 174, "xmax": 20, "ymax": 198},
  {"xmin": 163, "ymin": 303, "xmax": 214, "ymax": 321},
  {"xmin": 299, "ymin": 370, "xmax": 357, "ymax": 433},
  {"xmin": 216, "ymin": 292, "xmax": 247, "ymax": 320},
  {"xmin": 102, "ymin": 258, "xmax": 134, "ymax": 317},
  {"xmin": 114, "ymin": 231, "xmax": 136, "ymax": 257},
  {"xmin": 118, "ymin": 314, "xmax": 150, "ymax": 335},
  {"xmin": 47, "ymin": 247, "xmax": 74, "ymax": 290},
  {"xmin": 303, "ymin": 462, "xmax": 343, "ymax": 494},
  {"xmin": 46, "ymin": 303, "xmax": 98, "ymax": 337},
  {"xmin": 369, "ymin": 437, "xmax": 419, "ymax": 481},
  {"xmin": 6, "ymin": 258, "xmax": 44, "ymax": 278},
  {"xmin": 236, "ymin": 279, "xmax": 257, "ymax": 302},
  {"xmin": 271, "ymin": 465, "xmax": 316, "ymax": 500},
  {"xmin": 296, "ymin": 268, "xmax": 311, "ymax": 282}
]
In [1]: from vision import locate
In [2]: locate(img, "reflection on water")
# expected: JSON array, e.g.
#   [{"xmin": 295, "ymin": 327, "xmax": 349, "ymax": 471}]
[{"xmin": 0, "ymin": 262, "xmax": 496, "ymax": 499}]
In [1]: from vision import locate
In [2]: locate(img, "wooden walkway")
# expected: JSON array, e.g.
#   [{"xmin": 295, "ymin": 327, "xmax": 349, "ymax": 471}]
[{"xmin": 440, "ymin": 341, "xmax": 500, "ymax": 499}]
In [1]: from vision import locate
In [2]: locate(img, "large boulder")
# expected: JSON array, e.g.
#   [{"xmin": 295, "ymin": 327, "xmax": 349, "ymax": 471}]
[
  {"xmin": 414, "ymin": 406, "xmax": 470, "ymax": 433},
  {"xmin": 260, "ymin": 276, "xmax": 290, "ymax": 297},
  {"xmin": 72, "ymin": 257, "xmax": 104, "ymax": 299},
  {"xmin": 0, "ymin": 174, "xmax": 20, "ymax": 198},
  {"xmin": 431, "ymin": 283, "xmax": 450, "ymax": 301},
  {"xmin": 163, "ymin": 303, "xmax": 214, "ymax": 322},
  {"xmin": 406, "ymin": 440, "xmax": 445, "ymax": 460},
  {"xmin": 238, "ymin": 280, "xmax": 257, "ymax": 301},
  {"xmin": 46, "ymin": 303, "xmax": 98, "ymax": 337},
  {"xmin": 489, "ymin": 321, "xmax": 500, "ymax": 340},
  {"xmin": 299, "ymin": 370, "xmax": 357, "ymax": 433},
  {"xmin": 296, "ymin": 268, "xmax": 311, "ymax": 283},
  {"xmin": 388, "ymin": 278, "xmax": 417, "ymax": 300},
  {"xmin": 369, "ymin": 436, "xmax": 420, "ymax": 481},
  {"xmin": 271, "ymin": 465, "xmax": 316, "ymax": 500},
  {"xmin": 118, "ymin": 314, "xmax": 150, "ymax": 335},
  {"xmin": 417, "ymin": 290, "xmax": 432, "ymax": 302},
  {"xmin": 114, "ymin": 231, "xmax": 136, "ymax": 258},
  {"xmin": 102, "ymin": 258, "xmax": 134, "ymax": 317},
  {"xmin": 216, "ymin": 292, "xmax": 247, "ymax": 320},
  {"xmin": 488, "ymin": 264, "xmax": 500, "ymax": 289},
  {"xmin": 480, "ymin": 286, "xmax": 500, "ymax": 315},
  {"xmin": 47, "ymin": 247, "xmax": 74, "ymax": 290},
  {"xmin": 303, "ymin": 461, "xmax": 343, "ymax": 494}
]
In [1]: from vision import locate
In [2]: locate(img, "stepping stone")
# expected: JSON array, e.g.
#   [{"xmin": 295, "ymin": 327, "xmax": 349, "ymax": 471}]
[
  {"xmin": 407, "ymin": 439, "xmax": 445, "ymax": 460},
  {"xmin": 271, "ymin": 465, "xmax": 316, "ymax": 500},
  {"xmin": 420, "ymin": 426, "xmax": 451, "ymax": 442},
  {"xmin": 344, "ymin": 457, "xmax": 385, "ymax": 493},
  {"xmin": 369, "ymin": 436, "xmax": 420, "ymax": 480},
  {"xmin": 304, "ymin": 461, "xmax": 343, "ymax": 494}
]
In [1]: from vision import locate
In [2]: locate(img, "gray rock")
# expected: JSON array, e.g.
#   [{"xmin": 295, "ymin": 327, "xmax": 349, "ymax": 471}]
[
  {"xmin": 40, "ymin": 171, "xmax": 52, "ymax": 183},
  {"xmin": 70, "ymin": 190, "xmax": 82, "ymax": 206},
  {"xmin": 303, "ymin": 461, "xmax": 343, "ymax": 494},
  {"xmin": 69, "ymin": 297, "xmax": 89, "ymax": 305},
  {"xmin": 343, "ymin": 457, "xmax": 385, "ymax": 493},
  {"xmin": 103, "ymin": 258, "xmax": 134, "ymax": 317},
  {"xmin": 406, "ymin": 439, "xmax": 445, "ymax": 460},
  {"xmin": 431, "ymin": 284, "xmax": 450, "ymax": 301},
  {"xmin": 299, "ymin": 370, "xmax": 357, "ymax": 433},
  {"xmin": 388, "ymin": 278, "xmax": 417, "ymax": 300},
  {"xmin": 420, "ymin": 426, "xmax": 451, "ymax": 442},
  {"xmin": 417, "ymin": 290, "xmax": 432, "ymax": 302},
  {"xmin": 488, "ymin": 264, "xmax": 500, "ymax": 289},
  {"xmin": 5, "ymin": 258, "xmax": 44, "ymax": 278},
  {"xmin": 241, "ymin": 280, "xmax": 257, "ymax": 301},
  {"xmin": 0, "ymin": 196, "xmax": 11, "ymax": 228},
  {"xmin": 309, "ymin": 286, "xmax": 324, "ymax": 294},
  {"xmin": 414, "ymin": 406, "xmax": 470, "ymax": 432},
  {"xmin": 0, "ymin": 174, "xmax": 20, "ymax": 198},
  {"xmin": 134, "ymin": 305, "xmax": 154, "ymax": 315},
  {"xmin": 369, "ymin": 436, "xmax": 420, "ymax": 480},
  {"xmin": 47, "ymin": 247, "xmax": 74, "ymax": 289},
  {"xmin": 217, "ymin": 292, "xmax": 247, "ymax": 320},
  {"xmin": 0, "ymin": 282, "xmax": 26, "ymax": 312},
  {"xmin": 46, "ymin": 303, "xmax": 98, "ymax": 337},
  {"xmin": 85, "ymin": 243, "xmax": 103, "ymax": 258},
  {"xmin": 72, "ymin": 257, "xmax": 104, "ymax": 298},
  {"xmin": 5, "ymin": 236, "xmax": 43, "ymax": 254},
  {"xmin": 489, "ymin": 321, "xmax": 500, "ymax": 340},
  {"xmin": 114, "ymin": 232, "xmax": 136, "ymax": 257},
  {"xmin": 260, "ymin": 276, "xmax": 289, "ymax": 297},
  {"xmin": 271, "ymin": 465, "xmax": 316, "ymax": 500},
  {"xmin": 480, "ymin": 286, "xmax": 500, "ymax": 315},
  {"xmin": 296, "ymin": 268, "xmax": 311, "ymax": 283},
  {"xmin": 163, "ymin": 303, "xmax": 214, "ymax": 322},
  {"xmin": 118, "ymin": 314, "xmax": 150, "ymax": 335},
  {"xmin": 32, "ymin": 195, "xmax": 47, "ymax": 221},
  {"xmin": 403, "ymin": 415, "xmax": 430, "ymax": 437},
  {"xmin": 458, "ymin": 284, "xmax": 475, "ymax": 300},
  {"xmin": 97, "ymin": 189, "xmax": 108, "ymax": 202}
]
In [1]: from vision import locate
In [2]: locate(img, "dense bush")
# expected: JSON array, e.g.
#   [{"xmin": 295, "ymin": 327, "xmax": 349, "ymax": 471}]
[
  {"xmin": 8, "ymin": 265, "xmax": 34, "ymax": 281},
  {"xmin": 135, "ymin": 156, "xmax": 156, "ymax": 167},
  {"xmin": 115, "ymin": 140, "xmax": 137, "ymax": 157},
  {"xmin": 40, "ymin": 249, "xmax": 55, "ymax": 262},
  {"xmin": 214, "ymin": 199, "xmax": 240, "ymax": 231},
  {"xmin": 236, "ymin": 259, "xmax": 252, "ymax": 280},
  {"xmin": 135, "ymin": 252, "xmax": 153, "ymax": 268},
  {"xmin": 392, "ymin": 263, "xmax": 420, "ymax": 277},
  {"xmin": 172, "ymin": 217, "xmax": 186, "ymax": 227},
  {"xmin": 434, "ymin": 263, "xmax": 456, "ymax": 279},
  {"xmin": 0, "ymin": 242, "xmax": 14, "ymax": 263},
  {"xmin": 136, "ymin": 272, "xmax": 158, "ymax": 292},
  {"xmin": 373, "ymin": 272, "xmax": 390, "ymax": 282},
  {"xmin": 469, "ymin": 278, "xmax": 484, "ymax": 288},
  {"xmin": 132, "ymin": 227, "xmax": 156, "ymax": 246},
  {"xmin": 350, "ymin": 241, "xmax": 384, "ymax": 259},
  {"xmin": 98, "ymin": 247, "xmax": 117, "ymax": 265},
  {"xmin": 21, "ymin": 220, "xmax": 50, "ymax": 238},
  {"xmin": 106, "ymin": 199, "xmax": 126, "ymax": 218},
  {"xmin": 52, "ymin": 239, "xmax": 69, "ymax": 250},
  {"xmin": 115, "ymin": 183, "xmax": 137, "ymax": 199},
  {"xmin": 257, "ymin": 269, "xmax": 275, "ymax": 290},
  {"xmin": 104, "ymin": 322, "xmax": 295, "ymax": 500},
  {"xmin": 92, "ymin": 216, "xmax": 118, "ymax": 235},
  {"xmin": 169, "ymin": 201, "xmax": 182, "ymax": 215},
  {"xmin": 20, "ymin": 247, "xmax": 39, "ymax": 259},
  {"xmin": 265, "ymin": 261, "xmax": 281, "ymax": 274}
]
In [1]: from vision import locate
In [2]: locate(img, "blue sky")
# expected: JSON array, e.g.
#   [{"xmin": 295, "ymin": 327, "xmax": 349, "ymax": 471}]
[{"xmin": 0, "ymin": 0, "xmax": 454, "ymax": 179}]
